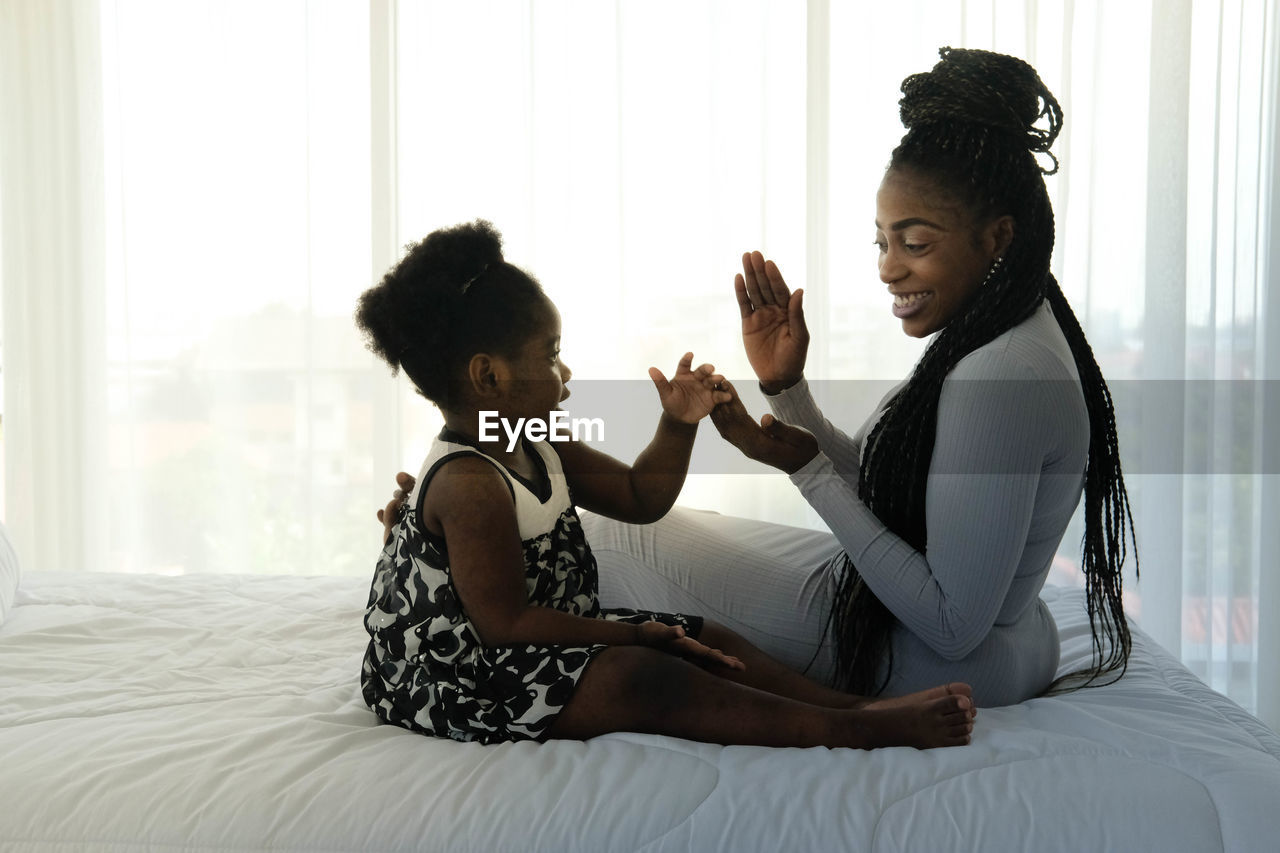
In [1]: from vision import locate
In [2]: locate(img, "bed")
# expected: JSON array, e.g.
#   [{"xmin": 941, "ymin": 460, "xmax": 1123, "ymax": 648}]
[{"xmin": 1, "ymin": 518, "xmax": 1277, "ymax": 853}]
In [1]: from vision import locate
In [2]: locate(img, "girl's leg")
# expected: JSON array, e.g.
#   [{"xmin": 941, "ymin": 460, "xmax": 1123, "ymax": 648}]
[{"xmin": 544, "ymin": 645, "xmax": 973, "ymax": 749}]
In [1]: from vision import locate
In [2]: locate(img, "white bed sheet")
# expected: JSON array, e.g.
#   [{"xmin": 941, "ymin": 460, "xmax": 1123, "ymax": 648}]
[{"xmin": 1, "ymin": 570, "xmax": 1277, "ymax": 853}]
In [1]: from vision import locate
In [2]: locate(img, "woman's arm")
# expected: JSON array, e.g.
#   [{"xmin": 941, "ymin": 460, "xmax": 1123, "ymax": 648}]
[
  {"xmin": 426, "ymin": 454, "xmax": 740, "ymax": 666},
  {"xmin": 764, "ymin": 378, "xmax": 906, "ymax": 481},
  {"xmin": 785, "ymin": 352, "xmax": 1060, "ymax": 660}
]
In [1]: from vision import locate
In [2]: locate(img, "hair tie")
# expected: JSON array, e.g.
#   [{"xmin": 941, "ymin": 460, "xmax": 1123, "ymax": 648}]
[{"xmin": 460, "ymin": 264, "xmax": 490, "ymax": 294}]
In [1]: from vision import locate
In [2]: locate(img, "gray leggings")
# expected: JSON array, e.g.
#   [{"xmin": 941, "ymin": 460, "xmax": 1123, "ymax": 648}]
[
  {"xmin": 582, "ymin": 506, "xmax": 1060, "ymax": 705},
  {"xmin": 582, "ymin": 507, "xmax": 845, "ymax": 685}
]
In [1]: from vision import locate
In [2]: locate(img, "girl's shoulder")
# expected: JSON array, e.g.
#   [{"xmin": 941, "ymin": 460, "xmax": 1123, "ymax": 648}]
[
  {"xmin": 410, "ymin": 433, "xmax": 516, "ymax": 514},
  {"xmin": 415, "ymin": 431, "xmax": 573, "ymax": 543}
]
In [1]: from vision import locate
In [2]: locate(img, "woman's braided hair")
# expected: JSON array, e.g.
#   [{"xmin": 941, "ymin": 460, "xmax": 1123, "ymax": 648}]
[
  {"xmin": 827, "ymin": 47, "xmax": 1137, "ymax": 695},
  {"xmin": 355, "ymin": 220, "xmax": 548, "ymax": 408}
]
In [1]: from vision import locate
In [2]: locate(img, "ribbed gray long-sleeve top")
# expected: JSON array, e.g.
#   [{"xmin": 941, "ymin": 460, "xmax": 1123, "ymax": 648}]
[{"xmin": 770, "ymin": 300, "xmax": 1088, "ymax": 705}]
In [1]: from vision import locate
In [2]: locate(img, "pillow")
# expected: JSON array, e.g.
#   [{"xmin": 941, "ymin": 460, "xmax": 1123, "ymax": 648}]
[{"xmin": 0, "ymin": 519, "xmax": 20, "ymax": 626}]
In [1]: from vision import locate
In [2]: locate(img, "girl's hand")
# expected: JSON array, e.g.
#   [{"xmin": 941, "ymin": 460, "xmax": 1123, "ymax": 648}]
[
  {"xmin": 377, "ymin": 471, "xmax": 416, "ymax": 542},
  {"xmin": 736, "ymin": 251, "xmax": 809, "ymax": 394},
  {"xmin": 648, "ymin": 352, "xmax": 733, "ymax": 425},
  {"xmin": 709, "ymin": 379, "xmax": 819, "ymax": 474},
  {"xmin": 636, "ymin": 621, "xmax": 746, "ymax": 671}
]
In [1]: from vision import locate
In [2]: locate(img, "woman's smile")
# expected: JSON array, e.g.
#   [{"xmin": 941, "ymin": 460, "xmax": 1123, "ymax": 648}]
[{"xmin": 891, "ymin": 289, "xmax": 935, "ymax": 318}]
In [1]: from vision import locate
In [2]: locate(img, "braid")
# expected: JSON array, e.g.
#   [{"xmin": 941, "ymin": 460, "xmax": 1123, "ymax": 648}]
[
  {"xmin": 824, "ymin": 47, "xmax": 1136, "ymax": 695},
  {"xmin": 1043, "ymin": 279, "xmax": 1138, "ymax": 690}
]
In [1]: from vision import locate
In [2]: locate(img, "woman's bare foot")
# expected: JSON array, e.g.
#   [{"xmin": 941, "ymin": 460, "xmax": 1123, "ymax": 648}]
[
  {"xmin": 860, "ymin": 682, "xmax": 976, "ymax": 718},
  {"xmin": 848, "ymin": 692, "xmax": 974, "ymax": 749}
]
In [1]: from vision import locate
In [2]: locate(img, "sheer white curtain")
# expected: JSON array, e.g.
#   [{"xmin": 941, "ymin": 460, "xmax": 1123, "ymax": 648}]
[
  {"xmin": 0, "ymin": 0, "xmax": 106, "ymax": 574},
  {"xmin": 1, "ymin": 0, "xmax": 1275, "ymax": 727}
]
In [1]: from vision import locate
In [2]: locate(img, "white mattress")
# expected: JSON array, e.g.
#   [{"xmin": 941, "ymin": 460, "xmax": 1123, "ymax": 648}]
[{"xmin": 1, "ymin": 570, "xmax": 1277, "ymax": 852}]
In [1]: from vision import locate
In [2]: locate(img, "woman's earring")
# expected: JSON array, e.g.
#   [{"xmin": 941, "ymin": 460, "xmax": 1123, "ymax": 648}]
[{"xmin": 982, "ymin": 256, "xmax": 1004, "ymax": 287}]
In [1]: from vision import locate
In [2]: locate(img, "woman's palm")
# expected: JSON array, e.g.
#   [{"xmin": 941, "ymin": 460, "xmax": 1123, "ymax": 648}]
[
  {"xmin": 742, "ymin": 302, "xmax": 806, "ymax": 387},
  {"xmin": 734, "ymin": 252, "xmax": 809, "ymax": 390}
]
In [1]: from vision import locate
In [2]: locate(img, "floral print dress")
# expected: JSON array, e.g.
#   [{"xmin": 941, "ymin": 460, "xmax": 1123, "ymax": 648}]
[{"xmin": 361, "ymin": 429, "xmax": 701, "ymax": 744}]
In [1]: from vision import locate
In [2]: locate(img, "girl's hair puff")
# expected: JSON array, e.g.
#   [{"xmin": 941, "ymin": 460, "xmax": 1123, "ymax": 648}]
[{"xmin": 355, "ymin": 220, "xmax": 548, "ymax": 408}]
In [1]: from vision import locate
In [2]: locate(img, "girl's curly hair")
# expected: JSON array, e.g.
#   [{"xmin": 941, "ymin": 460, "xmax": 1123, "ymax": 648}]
[{"xmin": 355, "ymin": 220, "xmax": 548, "ymax": 407}]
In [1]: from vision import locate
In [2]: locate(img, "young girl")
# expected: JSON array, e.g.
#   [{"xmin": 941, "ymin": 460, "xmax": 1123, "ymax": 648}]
[{"xmin": 355, "ymin": 220, "xmax": 975, "ymax": 748}]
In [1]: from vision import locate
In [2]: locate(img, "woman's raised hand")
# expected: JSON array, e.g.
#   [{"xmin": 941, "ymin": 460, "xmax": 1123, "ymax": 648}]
[
  {"xmin": 736, "ymin": 251, "xmax": 809, "ymax": 394},
  {"xmin": 649, "ymin": 352, "xmax": 733, "ymax": 424}
]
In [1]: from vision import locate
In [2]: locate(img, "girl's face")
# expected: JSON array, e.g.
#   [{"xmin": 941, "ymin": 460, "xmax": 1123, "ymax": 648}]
[
  {"xmin": 500, "ymin": 301, "xmax": 572, "ymax": 419},
  {"xmin": 874, "ymin": 169, "xmax": 1006, "ymax": 338}
]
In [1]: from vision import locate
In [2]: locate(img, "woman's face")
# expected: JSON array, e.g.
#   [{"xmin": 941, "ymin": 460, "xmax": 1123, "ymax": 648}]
[{"xmin": 874, "ymin": 169, "xmax": 1009, "ymax": 338}]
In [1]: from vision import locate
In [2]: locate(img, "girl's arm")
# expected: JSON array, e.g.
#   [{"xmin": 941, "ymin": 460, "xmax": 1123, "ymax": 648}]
[
  {"xmin": 426, "ymin": 454, "xmax": 740, "ymax": 667},
  {"xmin": 553, "ymin": 414, "xmax": 696, "ymax": 524},
  {"xmin": 555, "ymin": 353, "xmax": 729, "ymax": 524}
]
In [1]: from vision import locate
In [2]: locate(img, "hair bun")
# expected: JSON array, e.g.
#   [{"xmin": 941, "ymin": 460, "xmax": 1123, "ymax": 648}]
[
  {"xmin": 898, "ymin": 46, "xmax": 1063, "ymax": 174},
  {"xmin": 413, "ymin": 218, "xmax": 506, "ymax": 292}
]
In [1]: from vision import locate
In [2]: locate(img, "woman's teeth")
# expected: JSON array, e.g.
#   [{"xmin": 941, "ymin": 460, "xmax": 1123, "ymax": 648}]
[{"xmin": 894, "ymin": 292, "xmax": 929, "ymax": 307}]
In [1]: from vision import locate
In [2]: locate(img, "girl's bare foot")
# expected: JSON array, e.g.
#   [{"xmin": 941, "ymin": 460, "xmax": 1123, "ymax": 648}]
[{"xmin": 848, "ymin": 692, "xmax": 975, "ymax": 749}]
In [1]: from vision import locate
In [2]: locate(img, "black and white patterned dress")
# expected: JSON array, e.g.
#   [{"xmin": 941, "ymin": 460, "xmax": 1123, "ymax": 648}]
[{"xmin": 361, "ymin": 429, "xmax": 702, "ymax": 744}]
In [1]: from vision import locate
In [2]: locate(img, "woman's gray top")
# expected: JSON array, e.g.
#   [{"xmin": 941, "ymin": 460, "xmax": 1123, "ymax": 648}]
[{"xmin": 770, "ymin": 298, "xmax": 1088, "ymax": 704}]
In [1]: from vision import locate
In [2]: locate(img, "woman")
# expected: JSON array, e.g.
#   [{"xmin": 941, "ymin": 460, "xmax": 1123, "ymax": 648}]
[
  {"xmin": 712, "ymin": 46, "xmax": 1139, "ymax": 705},
  {"xmin": 582, "ymin": 46, "xmax": 1136, "ymax": 707}
]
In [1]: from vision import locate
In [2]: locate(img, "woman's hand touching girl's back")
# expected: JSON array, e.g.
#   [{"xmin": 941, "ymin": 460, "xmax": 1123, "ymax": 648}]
[{"xmin": 377, "ymin": 471, "xmax": 415, "ymax": 544}]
